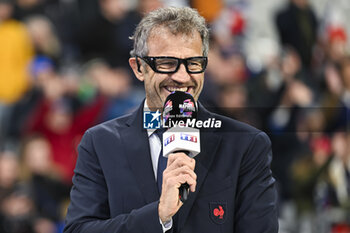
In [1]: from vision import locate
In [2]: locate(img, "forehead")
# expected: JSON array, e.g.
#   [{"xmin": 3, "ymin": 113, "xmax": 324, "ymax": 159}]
[{"xmin": 147, "ymin": 27, "xmax": 203, "ymax": 57}]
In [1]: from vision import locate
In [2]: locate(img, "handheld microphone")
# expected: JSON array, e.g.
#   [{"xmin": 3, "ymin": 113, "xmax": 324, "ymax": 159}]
[{"xmin": 161, "ymin": 91, "xmax": 200, "ymax": 202}]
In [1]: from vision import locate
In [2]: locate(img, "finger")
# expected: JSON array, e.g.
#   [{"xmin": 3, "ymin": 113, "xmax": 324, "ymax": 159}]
[
  {"xmin": 163, "ymin": 169, "xmax": 197, "ymax": 192},
  {"xmin": 164, "ymin": 174, "xmax": 197, "ymax": 193},
  {"xmin": 176, "ymin": 174, "xmax": 197, "ymax": 192},
  {"xmin": 164, "ymin": 166, "xmax": 197, "ymax": 181},
  {"xmin": 166, "ymin": 154, "xmax": 195, "ymax": 170},
  {"xmin": 167, "ymin": 152, "xmax": 192, "ymax": 165},
  {"xmin": 166, "ymin": 159, "xmax": 195, "ymax": 173}
]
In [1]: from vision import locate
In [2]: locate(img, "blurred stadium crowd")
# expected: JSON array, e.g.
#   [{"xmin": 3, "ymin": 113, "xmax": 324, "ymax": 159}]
[{"xmin": 0, "ymin": 0, "xmax": 350, "ymax": 232}]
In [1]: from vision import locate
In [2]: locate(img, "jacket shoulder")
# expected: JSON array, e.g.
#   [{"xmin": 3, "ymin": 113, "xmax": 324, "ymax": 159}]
[{"xmin": 87, "ymin": 111, "xmax": 133, "ymax": 135}]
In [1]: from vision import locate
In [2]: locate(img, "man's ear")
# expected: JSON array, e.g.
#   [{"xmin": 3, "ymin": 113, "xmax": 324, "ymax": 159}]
[{"xmin": 129, "ymin": 57, "xmax": 144, "ymax": 81}]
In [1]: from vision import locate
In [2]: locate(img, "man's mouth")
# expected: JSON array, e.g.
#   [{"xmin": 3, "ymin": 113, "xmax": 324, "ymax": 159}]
[{"xmin": 164, "ymin": 86, "xmax": 190, "ymax": 92}]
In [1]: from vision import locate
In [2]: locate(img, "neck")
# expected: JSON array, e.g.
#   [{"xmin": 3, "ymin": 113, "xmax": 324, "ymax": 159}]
[{"xmin": 145, "ymin": 99, "xmax": 162, "ymax": 112}]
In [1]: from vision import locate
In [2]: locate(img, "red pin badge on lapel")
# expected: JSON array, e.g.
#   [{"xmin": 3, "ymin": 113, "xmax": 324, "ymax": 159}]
[{"xmin": 209, "ymin": 202, "xmax": 227, "ymax": 224}]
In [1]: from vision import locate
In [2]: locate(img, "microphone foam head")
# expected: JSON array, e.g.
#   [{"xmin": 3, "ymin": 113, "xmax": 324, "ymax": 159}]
[{"xmin": 163, "ymin": 91, "xmax": 197, "ymax": 124}]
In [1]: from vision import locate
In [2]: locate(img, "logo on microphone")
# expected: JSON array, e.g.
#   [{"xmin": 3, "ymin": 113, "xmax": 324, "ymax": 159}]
[
  {"xmin": 164, "ymin": 134, "xmax": 175, "ymax": 147},
  {"xmin": 179, "ymin": 99, "xmax": 196, "ymax": 116},
  {"xmin": 180, "ymin": 133, "xmax": 198, "ymax": 143},
  {"xmin": 143, "ymin": 110, "xmax": 161, "ymax": 129}
]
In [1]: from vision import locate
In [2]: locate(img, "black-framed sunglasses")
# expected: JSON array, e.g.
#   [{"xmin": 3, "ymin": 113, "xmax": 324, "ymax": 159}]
[{"xmin": 136, "ymin": 56, "xmax": 208, "ymax": 74}]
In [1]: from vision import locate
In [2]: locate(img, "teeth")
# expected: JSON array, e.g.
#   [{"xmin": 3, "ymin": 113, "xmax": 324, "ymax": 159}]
[{"xmin": 166, "ymin": 87, "xmax": 188, "ymax": 92}]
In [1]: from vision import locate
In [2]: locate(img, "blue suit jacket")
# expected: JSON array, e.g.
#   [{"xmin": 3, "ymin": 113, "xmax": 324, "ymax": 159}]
[{"xmin": 64, "ymin": 101, "xmax": 278, "ymax": 233}]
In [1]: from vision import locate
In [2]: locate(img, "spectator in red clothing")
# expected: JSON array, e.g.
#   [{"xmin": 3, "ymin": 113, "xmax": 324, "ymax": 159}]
[
  {"xmin": 24, "ymin": 94, "xmax": 106, "ymax": 184},
  {"xmin": 15, "ymin": 54, "xmax": 108, "ymax": 185}
]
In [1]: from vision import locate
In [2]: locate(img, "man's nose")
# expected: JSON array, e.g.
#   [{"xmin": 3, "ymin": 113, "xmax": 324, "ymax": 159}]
[{"xmin": 171, "ymin": 63, "xmax": 190, "ymax": 83}]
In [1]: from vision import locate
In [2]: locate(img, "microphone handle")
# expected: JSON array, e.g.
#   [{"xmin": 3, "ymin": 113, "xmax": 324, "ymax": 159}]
[
  {"xmin": 175, "ymin": 150, "xmax": 191, "ymax": 202},
  {"xmin": 179, "ymin": 183, "xmax": 190, "ymax": 202}
]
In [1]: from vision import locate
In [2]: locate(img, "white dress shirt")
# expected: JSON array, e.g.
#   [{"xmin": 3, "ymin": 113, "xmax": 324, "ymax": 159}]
[{"xmin": 144, "ymin": 102, "xmax": 173, "ymax": 232}]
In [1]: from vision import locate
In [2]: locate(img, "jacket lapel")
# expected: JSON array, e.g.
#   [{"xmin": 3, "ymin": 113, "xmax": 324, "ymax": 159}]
[
  {"xmin": 175, "ymin": 103, "xmax": 222, "ymax": 232},
  {"xmin": 121, "ymin": 101, "xmax": 159, "ymax": 204}
]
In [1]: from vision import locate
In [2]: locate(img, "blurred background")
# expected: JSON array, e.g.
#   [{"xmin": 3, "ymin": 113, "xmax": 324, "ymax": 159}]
[{"xmin": 0, "ymin": 0, "xmax": 350, "ymax": 232}]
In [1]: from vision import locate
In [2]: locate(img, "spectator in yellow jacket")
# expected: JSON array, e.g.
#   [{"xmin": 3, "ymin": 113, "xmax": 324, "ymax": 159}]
[{"xmin": 0, "ymin": 0, "xmax": 33, "ymax": 104}]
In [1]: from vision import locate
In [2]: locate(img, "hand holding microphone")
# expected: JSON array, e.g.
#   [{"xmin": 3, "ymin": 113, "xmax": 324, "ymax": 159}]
[
  {"xmin": 159, "ymin": 152, "xmax": 196, "ymax": 223},
  {"xmin": 161, "ymin": 91, "xmax": 200, "ymax": 202},
  {"xmin": 158, "ymin": 91, "xmax": 200, "ymax": 223}
]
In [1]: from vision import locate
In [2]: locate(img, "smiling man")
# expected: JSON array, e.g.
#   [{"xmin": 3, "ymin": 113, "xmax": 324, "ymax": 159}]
[
  {"xmin": 129, "ymin": 14, "xmax": 207, "ymax": 110},
  {"xmin": 64, "ymin": 7, "xmax": 278, "ymax": 233}
]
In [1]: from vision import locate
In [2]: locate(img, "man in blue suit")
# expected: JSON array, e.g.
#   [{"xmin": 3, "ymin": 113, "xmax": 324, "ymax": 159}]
[{"xmin": 64, "ymin": 7, "xmax": 278, "ymax": 233}]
